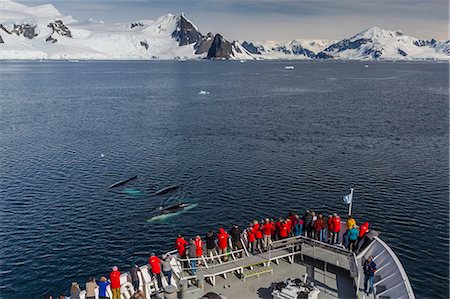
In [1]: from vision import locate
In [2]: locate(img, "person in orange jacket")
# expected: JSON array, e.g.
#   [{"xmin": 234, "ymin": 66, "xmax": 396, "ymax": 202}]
[
  {"xmin": 331, "ymin": 213, "xmax": 341, "ymax": 245},
  {"xmin": 217, "ymin": 228, "xmax": 229, "ymax": 261},
  {"xmin": 109, "ymin": 266, "xmax": 121, "ymax": 299},
  {"xmin": 175, "ymin": 235, "xmax": 188, "ymax": 257},
  {"xmin": 148, "ymin": 253, "xmax": 162, "ymax": 289}
]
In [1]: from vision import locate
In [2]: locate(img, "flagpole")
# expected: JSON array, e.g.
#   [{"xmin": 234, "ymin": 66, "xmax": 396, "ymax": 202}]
[{"xmin": 348, "ymin": 188, "xmax": 354, "ymax": 216}]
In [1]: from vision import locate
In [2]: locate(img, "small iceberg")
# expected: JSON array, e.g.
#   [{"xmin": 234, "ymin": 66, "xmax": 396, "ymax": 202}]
[
  {"xmin": 285, "ymin": 66, "xmax": 294, "ymax": 70},
  {"xmin": 240, "ymin": 60, "xmax": 246, "ymax": 63},
  {"xmin": 198, "ymin": 90, "xmax": 210, "ymax": 95},
  {"xmin": 365, "ymin": 64, "xmax": 369, "ymax": 68},
  {"xmin": 100, "ymin": 153, "xmax": 105, "ymax": 158}
]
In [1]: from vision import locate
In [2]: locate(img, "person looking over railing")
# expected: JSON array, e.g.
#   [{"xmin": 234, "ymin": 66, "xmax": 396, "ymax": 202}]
[
  {"xmin": 217, "ymin": 228, "xmax": 229, "ymax": 261},
  {"xmin": 109, "ymin": 267, "xmax": 121, "ymax": 299}
]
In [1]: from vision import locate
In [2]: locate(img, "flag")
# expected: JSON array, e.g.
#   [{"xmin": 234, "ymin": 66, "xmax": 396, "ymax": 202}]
[{"xmin": 343, "ymin": 192, "xmax": 352, "ymax": 204}]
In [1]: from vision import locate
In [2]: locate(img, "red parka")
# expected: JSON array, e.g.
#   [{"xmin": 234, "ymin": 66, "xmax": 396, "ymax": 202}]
[
  {"xmin": 148, "ymin": 256, "xmax": 161, "ymax": 274},
  {"xmin": 176, "ymin": 237, "xmax": 188, "ymax": 256},
  {"xmin": 253, "ymin": 223, "xmax": 263, "ymax": 239},
  {"xmin": 314, "ymin": 218, "xmax": 325, "ymax": 232},
  {"xmin": 109, "ymin": 269, "xmax": 121, "ymax": 289},
  {"xmin": 279, "ymin": 223, "xmax": 289, "ymax": 238},
  {"xmin": 217, "ymin": 228, "xmax": 229, "ymax": 249},
  {"xmin": 247, "ymin": 229, "xmax": 256, "ymax": 243},
  {"xmin": 262, "ymin": 223, "xmax": 272, "ymax": 236},
  {"xmin": 331, "ymin": 216, "xmax": 341, "ymax": 233},
  {"xmin": 194, "ymin": 237, "xmax": 203, "ymax": 256},
  {"xmin": 359, "ymin": 222, "xmax": 369, "ymax": 237}
]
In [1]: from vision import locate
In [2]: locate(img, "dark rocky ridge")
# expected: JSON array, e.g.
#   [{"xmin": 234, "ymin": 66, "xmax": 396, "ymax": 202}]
[
  {"xmin": 0, "ymin": 23, "xmax": 37, "ymax": 39},
  {"xmin": 207, "ymin": 34, "xmax": 234, "ymax": 59},
  {"xmin": 241, "ymin": 41, "xmax": 263, "ymax": 54},
  {"xmin": 0, "ymin": 34, "xmax": 3, "ymax": 44},
  {"xmin": 172, "ymin": 14, "xmax": 202, "ymax": 46},
  {"xmin": 194, "ymin": 32, "xmax": 214, "ymax": 54},
  {"xmin": 47, "ymin": 20, "xmax": 72, "ymax": 38}
]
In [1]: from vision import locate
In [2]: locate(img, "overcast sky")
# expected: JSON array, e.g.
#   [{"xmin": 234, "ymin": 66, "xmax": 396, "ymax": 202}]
[{"xmin": 19, "ymin": 0, "xmax": 449, "ymax": 40}]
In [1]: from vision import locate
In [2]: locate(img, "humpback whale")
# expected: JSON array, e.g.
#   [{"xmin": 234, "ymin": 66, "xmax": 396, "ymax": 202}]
[
  {"xmin": 108, "ymin": 175, "xmax": 138, "ymax": 189},
  {"xmin": 155, "ymin": 184, "xmax": 181, "ymax": 196}
]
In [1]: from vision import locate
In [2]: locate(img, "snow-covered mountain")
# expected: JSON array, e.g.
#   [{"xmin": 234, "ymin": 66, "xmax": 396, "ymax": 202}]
[
  {"xmin": 241, "ymin": 39, "xmax": 333, "ymax": 59},
  {"xmin": 0, "ymin": 0, "xmax": 253, "ymax": 60},
  {"xmin": 0, "ymin": 0, "xmax": 448, "ymax": 60},
  {"xmin": 315, "ymin": 27, "xmax": 449, "ymax": 60}
]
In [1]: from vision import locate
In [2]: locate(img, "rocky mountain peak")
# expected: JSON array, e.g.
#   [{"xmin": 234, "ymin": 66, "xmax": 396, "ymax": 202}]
[{"xmin": 171, "ymin": 13, "xmax": 202, "ymax": 46}]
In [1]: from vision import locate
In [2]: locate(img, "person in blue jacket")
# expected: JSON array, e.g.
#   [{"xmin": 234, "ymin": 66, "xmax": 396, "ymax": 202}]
[
  {"xmin": 363, "ymin": 256, "xmax": 377, "ymax": 295},
  {"xmin": 98, "ymin": 276, "xmax": 111, "ymax": 299}
]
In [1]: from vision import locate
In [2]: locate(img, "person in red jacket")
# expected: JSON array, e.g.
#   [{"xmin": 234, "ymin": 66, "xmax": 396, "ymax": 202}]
[
  {"xmin": 175, "ymin": 235, "xmax": 188, "ymax": 257},
  {"xmin": 148, "ymin": 253, "xmax": 162, "ymax": 289},
  {"xmin": 246, "ymin": 223, "xmax": 256, "ymax": 253},
  {"xmin": 194, "ymin": 235, "xmax": 204, "ymax": 265},
  {"xmin": 314, "ymin": 213, "xmax": 325, "ymax": 242},
  {"xmin": 217, "ymin": 228, "xmax": 229, "ymax": 261},
  {"xmin": 331, "ymin": 213, "xmax": 341, "ymax": 245},
  {"xmin": 327, "ymin": 215, "xmax": 333, "ymax": 244},
  {"xmin": 357, "ymin": 222, "xmax": 370, "ymax": 249},
  {"xmin": 109, "ymin": 266, "xmax": 121, "ymax": 299},
  {"xmin": 262, "ymin": 218, "xmax": 273, "ymax": 250},
  {"xmin": 252, "ymin": 220, "xmax": 263, "ymax": 252},
  {"xmin": 278, "ymin": 220, "xmax": 289, "ymax": 239}
]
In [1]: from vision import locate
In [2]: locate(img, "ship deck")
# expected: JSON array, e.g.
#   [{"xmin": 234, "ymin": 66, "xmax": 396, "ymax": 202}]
[{"xmin": 200, "ymin": 255, "xmax": 356, "ymax": 299}]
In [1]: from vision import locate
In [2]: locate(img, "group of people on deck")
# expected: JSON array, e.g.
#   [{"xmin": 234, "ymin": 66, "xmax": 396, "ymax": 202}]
[
  {"xmin": 173, "ymin": 210, "xmax": 371, "ymax": 276},
  {"xmin": 53, "ymin": 210, "xmax": 373, "ymax": 299}
]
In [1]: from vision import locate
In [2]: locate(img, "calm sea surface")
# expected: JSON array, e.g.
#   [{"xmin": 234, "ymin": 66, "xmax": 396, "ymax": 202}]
[{"xmin": 0, "ymin": 60, "xmax": 448, "ymax": 299}]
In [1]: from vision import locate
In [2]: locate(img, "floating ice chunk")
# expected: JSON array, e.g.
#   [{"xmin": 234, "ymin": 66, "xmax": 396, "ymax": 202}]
[
  {"xmin": 100, "ymin": 153, "xmax": 105, "ymax": 158},
  {"xmin": 365, "ymin": 64, "xmax": 369, "ymax": 68},
  {"xmin": 285, "ymin": 66, "xmax": 294, "ymax": 70},
  {"xmin": 198, "ymin": 90, "xmax": 210, "ymax": 95},
  {"xmin": 240, "ymin": 60, "xmax": 246, "ymax": 63}
]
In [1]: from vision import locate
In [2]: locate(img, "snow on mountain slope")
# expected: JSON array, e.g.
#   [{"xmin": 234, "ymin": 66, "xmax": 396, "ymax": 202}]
[
  {"xmin": 0, "ymin": 1, "xmax": 448, "ymax": 60},
  {"xmin": 316, "ymin": 26, "xmax": 449, "ymax": 60},
  {"xmin": 242, "ymin": 39, "xmax": 332, "ymax": 59},
  {"xmin": 0, "ymin": 1, "xmax": 204, "ymax": 59}
]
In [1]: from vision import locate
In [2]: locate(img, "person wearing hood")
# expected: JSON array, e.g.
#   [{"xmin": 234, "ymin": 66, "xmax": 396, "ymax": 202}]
[
  {"xmin": 109, "ymin": 266, "xmax": 121, "ymax": 299},
  {"xmin": 175, "ymin": 235, "xmax": 188, "ymax": 258},
  {"xmin": 357, "ymin": 222, "xmax": 370, "ymax": 250},
  {"xmin": 70, "ymin": 282, "xmax": 80, "ymax": 299},
  {"xmin": 217, "ymin": 228, "xmax": 229, "ymax": 261}
]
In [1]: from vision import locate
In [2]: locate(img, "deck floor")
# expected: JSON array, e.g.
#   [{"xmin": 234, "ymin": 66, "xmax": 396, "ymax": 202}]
[{"xmin": 199, "ymin": 255, "xmax": 356, "ymax": 299}]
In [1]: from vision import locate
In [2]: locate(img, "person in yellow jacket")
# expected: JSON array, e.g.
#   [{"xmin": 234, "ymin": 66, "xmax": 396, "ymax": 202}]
[{"xmin": 346, "ymin": 216, "xmax": 356, "ymax": 229}]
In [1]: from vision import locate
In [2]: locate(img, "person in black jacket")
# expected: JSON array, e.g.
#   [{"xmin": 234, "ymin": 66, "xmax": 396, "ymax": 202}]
[
  {"xmin": 302, "ymin": 210, "xmax": 313, "ymax": 238},
  {"xmin": 205, "ymin": 230, "xmax": 217, "ymax": 259},
  {"xmin": 229, "ymin": 225, "xmax": 243, "ymax": 257}
]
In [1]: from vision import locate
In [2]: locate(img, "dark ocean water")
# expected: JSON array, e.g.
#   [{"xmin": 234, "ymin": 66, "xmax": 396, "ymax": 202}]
[{"xmin": 0, "ymin": 60, "xmax": 448, "ymax": 299}]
